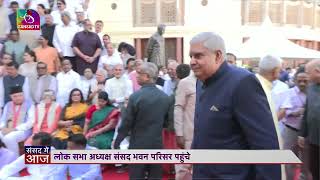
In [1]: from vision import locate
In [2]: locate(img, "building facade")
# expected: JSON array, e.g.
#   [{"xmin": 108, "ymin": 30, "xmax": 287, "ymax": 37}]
[{"xmin": 91, "ymin": 0, "xmax": 320, "ymax": 65}]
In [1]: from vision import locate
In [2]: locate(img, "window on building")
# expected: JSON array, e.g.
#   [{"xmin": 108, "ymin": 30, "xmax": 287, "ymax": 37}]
[
  {"xmin": 248, "ymin": 1, "xmax": 263, "ymax": 24},
  {"xmin": 133, "ymin": 0, "xmax": 184, "ymax": 27},
  {"xmin": 286, "ymin": 2, "xmax": 299, "ymax": 25},
  {"xmin": 269, "ymin": 1, "xmax": 281, "ymax": 24},
  {"xmin": 317, "ymin": 5, "xmax": 320, "ymax": 28},
  {"xmin": 303, "ymin": 1, "xmax": 313, "ymax": 26}
]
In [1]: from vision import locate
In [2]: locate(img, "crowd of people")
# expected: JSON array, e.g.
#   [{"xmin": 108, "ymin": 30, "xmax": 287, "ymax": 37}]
[{"xmin": 0, "ymin": 0, "xmax": 319, "ymax": 180}]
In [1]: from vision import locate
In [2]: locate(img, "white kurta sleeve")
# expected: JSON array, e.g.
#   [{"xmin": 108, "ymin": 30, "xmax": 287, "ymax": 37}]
[
  {"xmin": 23, "ymin": 77, "xmax": 32, "ymax": 104},
  {"xmin": 52, "ymin": 27, "xmax": 62, "ymax": 54},
  {"xmin": 104, "ymin": 79, "xmax": 111, "ymax": 96},
  {"xmin": 73, "ymin": 164, "xmax": 102, "ymax": 180},
  {"xmin": 125, "ymin": 79, "xmax": 133, "ymax": 97},
  {"xmin": 49, "ymin": 77, "xmax": 58, "ymax": 95},
  {"xmin": 74, "ymin": 74, "xmax": 82, "ymax": 90},
  {"xmin": 0, "ymin": 103, "xmax": 9, "ymax": 128},
  {"xmin": 0, "ymin": 77, "xmax": 4, "ymax": 109},
  {"xmin": 0, "ymin": 155, "xmax": 26, "ymax": 179},
  {"xmin": 114, "ymin": 79, "xmax": 133, "ymax": 103}
]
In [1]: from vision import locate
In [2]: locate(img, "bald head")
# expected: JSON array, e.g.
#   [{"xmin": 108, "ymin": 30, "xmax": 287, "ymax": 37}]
[{"xmin": 306, "ymin": 59, "xmax": 320, "ymax": 84}]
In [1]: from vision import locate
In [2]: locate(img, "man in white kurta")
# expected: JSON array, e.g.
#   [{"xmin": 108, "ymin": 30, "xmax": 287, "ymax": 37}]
[
  {"xmin": 80, "ymin": 68, "xmax": 97, "ymax": 102},
  {"xmin": 105, "ymin": 64, "xmax": 133, "ymax": 108},
  {"xmin": 98, "ymin": 42, "xmax": 122, "ymax": 70},
  {"xmin": 52, "ymin": 12, "xmax": 79, "ymax": 58},
  {"xmin": 56, "ymin": 59, "xmax": 81, "ymax": 107},
  {"xmin": 163, "ymin": 61, "xmax": 179, "ymax": 96},
  {"xmin": 0, "ymin": 86, "xmax": 32, "ymax": 156},
  {"xmin": 67, "ymin": 134, "xmax": 102, "ymax": 180},
  {"xmin": 0, "ymin": 132, "xmax": 67, "ymax": 180}
]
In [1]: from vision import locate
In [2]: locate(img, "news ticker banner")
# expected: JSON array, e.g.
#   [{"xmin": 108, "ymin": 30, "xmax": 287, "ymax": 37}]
[{"xmin": 24, "ymin": 146, "xmax": 301, "ymax": 164}]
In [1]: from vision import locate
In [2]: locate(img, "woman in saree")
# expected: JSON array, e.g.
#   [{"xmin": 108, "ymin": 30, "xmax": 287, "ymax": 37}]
[
  {"xmin": 84, "ymin": 91, "xmax": 120, "ymax": 149},
  {"xmin": 52, "ymin": 88, "xmax": 88, "ymax": 149}
]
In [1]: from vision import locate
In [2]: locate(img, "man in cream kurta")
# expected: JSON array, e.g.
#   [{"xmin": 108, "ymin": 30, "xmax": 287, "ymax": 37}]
[
  {"xmin": 105, "ymin": 64, "xmax": 133, "ymax": 108},
  {"xmin": 174, "ymin": 73, "xmax": 196, "ymax": 180},
  {"xmin": 256, "ymin": 55, "xmax": 286, "ymax": 180}
]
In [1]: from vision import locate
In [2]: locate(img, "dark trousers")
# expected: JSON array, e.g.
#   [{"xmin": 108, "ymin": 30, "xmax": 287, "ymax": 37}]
[
  {"xmin": 63, "ymin": 56, "xmax": 77, "ymax": 72},
  {"xmin": 129, "ymin": 164, "xmax": 162, "ymax": 180},
  {"xmin": 309, "ymin": 144, "xmax": 319, "ymax": 180}
]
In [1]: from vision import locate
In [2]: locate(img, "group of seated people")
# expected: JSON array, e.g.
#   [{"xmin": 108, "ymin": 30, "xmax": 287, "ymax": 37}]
[
  {"xmin": 0, "ymin": 84, "xmax": 125, "ymax": 178},
  {"xmin": 0, "ymin": 132, "xmax": 102, "ymax": 179},
  {"xmin": 0, "ymin": 85, "xmax": 122, "ymax": 151}
]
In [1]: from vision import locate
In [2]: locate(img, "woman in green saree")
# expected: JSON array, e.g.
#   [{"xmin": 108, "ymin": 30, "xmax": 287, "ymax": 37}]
[{"xmin": 84, "ymin": 91, "xmax": 120, "ymax": 149}]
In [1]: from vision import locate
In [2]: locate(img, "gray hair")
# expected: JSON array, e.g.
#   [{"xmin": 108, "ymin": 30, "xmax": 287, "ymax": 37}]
[
  {"xmin": 60, "ymin": 11, "xmax": 71, "ymax": 19},
  {"xmin": 42, "ymin": 89, "xmax": 56, "ymax": 100},
  {"xmin": 112, "ymin": 63, "xmax": 124, "ymax": 70},
  {"xmin": 259, "ymin": 55, "xmax": 282, "ymax": 73},
  {"xmin": 190, "ymin": 32, "xmax": 226, "ymax": 58},
  {"xmin": 140, "ymin": 62, "xmax": 158, "ymax": 83},
  {"xmin": 96, "ymin": 69, "xmax": 107, "ymax": 77}
]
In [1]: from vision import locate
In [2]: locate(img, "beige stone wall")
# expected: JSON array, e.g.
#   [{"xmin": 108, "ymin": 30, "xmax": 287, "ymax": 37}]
[
  {"xmin": 89, "ymin": 0, "xmax": 320, "ymax": 64},
  {"xmin": 90, "ymin": 0, "xmax": 242, "ymax": 64}
]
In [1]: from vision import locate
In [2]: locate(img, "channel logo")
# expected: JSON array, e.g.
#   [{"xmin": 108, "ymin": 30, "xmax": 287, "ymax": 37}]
[{"xmin": 17, "ymin": 9, "xmax": 40, "ymax": 30}]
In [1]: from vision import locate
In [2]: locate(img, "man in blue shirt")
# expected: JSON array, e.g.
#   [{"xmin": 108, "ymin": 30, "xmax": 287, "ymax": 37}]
[{"xmin": 190, "ymin": 32, "xmax": 281, "ymax": 180}]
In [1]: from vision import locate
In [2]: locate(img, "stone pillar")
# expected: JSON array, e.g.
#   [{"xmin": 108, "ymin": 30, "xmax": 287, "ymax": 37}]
[
  {"xmin": 176, "ymin": 37, "xmax": 182, "ymax": 64},
  {"xmin": 135, "ymin": 38, "xmax": 142, "ymax": 59}
]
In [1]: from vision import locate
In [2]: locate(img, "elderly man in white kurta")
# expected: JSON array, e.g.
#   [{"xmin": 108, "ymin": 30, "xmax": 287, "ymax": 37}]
[
  {"xmin": 0, "ymin": 86, "xmax": 32, "ymax": 156},
  {"xmin": 104, "ymin": 64, "xmax": 133, "ymax": 108}
]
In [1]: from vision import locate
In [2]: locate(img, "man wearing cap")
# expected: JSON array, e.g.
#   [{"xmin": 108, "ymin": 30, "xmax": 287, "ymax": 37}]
[{"xmin": 0, "ymin": 86, "xmax": 32, "ymax": 156}]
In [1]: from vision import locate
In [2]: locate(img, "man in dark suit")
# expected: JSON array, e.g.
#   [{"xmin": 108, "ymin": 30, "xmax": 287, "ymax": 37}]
[
  {"xmin": 190, "ymin": 32, "xmax": 281, "ymax": 180},
  {"xmin": 298, "ymin": 59, "xmax": 320, "ymax": 180},
  {"xmin": 8, "ymin": 1, "xmax": 19, "ymax": 31},
  {"xmin": 114, "ymin": 62, "xmax": 172, "ymax": 180}
]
